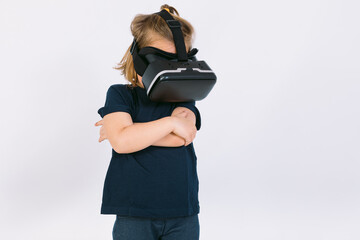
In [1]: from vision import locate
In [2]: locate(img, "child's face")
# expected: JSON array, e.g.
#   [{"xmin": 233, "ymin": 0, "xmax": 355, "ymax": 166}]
[{"xmin": 137, "ymin": 37, "xmax": 176, "ymax": 87}]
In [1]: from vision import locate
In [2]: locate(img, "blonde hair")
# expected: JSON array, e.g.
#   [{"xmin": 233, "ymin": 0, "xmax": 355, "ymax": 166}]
[{"xmin": 113, "ymin": 4, "xmax": 195, "ymax": 88}]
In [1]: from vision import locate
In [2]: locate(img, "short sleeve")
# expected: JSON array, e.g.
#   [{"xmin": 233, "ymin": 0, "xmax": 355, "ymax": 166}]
[
  {"xmin": 97, "ymin": 84, "xmax": 134, "ymax": 118},
  {"xmin": 175, "ymin": 101, "xmax": 201, "ymax": 131}
]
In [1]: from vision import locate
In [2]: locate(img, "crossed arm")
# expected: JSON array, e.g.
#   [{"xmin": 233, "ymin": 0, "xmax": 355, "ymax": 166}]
[
  {"xmin": 150, "ymin": 107, "xmax": 196, "ymax": 147},
  {"xmin": 96, "ymin": 106, "xmax": 197, "ymax": 152}
]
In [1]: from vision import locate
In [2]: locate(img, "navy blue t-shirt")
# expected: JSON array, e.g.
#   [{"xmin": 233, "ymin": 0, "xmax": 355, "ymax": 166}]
[{"xmin": 97, "ymin": 83, "xmax": 201, "ymax": 219}]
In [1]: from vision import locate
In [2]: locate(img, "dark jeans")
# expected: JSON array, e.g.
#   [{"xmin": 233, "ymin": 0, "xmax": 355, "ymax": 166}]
[{"xmin": 112, "ymin": 214, "xmax": 200, "ymax": 240}]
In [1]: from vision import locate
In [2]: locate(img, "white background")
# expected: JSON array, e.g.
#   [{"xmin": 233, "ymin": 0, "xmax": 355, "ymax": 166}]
[{"xmin": 1, "ymin": 0, "xmax": 359, "ymax": 239}]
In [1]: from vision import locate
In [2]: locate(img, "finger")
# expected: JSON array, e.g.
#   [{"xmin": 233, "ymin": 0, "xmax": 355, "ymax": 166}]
[
  {"xmin": 176, "ymin": 111, "xmax": 187, "ymax": 116},
  {"xmin": 99, "ymin": 134, "xmax": 107, "ymax": 140},
  {"xmin": 177, "ymin": 110, "xmax": 186, "ymax": 114},
  {"xmin": 95, "ymin": 120, "xmax": 104, "ymax": 126}
]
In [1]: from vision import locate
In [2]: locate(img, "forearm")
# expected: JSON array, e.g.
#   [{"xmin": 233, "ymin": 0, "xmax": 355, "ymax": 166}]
[
  {"xmin": 151, "ymin": 132, "xmax": 185, "ymax": 147},
  {"xmin": 114, "ymin": 116, "xmax": 174, "ymax": 153}
]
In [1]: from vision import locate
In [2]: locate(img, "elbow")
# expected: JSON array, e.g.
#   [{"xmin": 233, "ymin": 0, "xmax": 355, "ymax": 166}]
[
  {"xmin": 113, "ymin": 145, "xmax": 132, "ymax": 154},
  {"xmin": 175, "ymin": 136, "xmax": 186, "ymax": 147},
  {"xmin": 111, "ymin": 137, "xmax": 131, "ymax": 154},
  {"xmin": 113, "ymin": 146, "xmax": 127, "ymax": 154}
]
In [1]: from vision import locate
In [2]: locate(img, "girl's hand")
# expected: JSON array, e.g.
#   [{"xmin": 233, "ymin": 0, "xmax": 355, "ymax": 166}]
[
  {"xmin": 95, "ymin": 120, "xmax": 107, "ymax": 142},
  {"xmin": 172, "ymin": 112, "xmax": 197, "ymax": 146},
  {"xmin": 173, "ymin": 110, "xmax": 188, "ymax": 118}
]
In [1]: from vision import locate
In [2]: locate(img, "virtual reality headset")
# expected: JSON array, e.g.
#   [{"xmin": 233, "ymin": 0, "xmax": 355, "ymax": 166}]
[{"xmin": 130, "ymin": 9, "xmax": 217, "ymax": 102}]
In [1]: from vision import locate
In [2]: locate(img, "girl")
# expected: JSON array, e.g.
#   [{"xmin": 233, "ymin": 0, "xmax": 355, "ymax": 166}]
[{"xmin": 95, "ymin": 4, "xmax": 201, "ymax": 240}]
